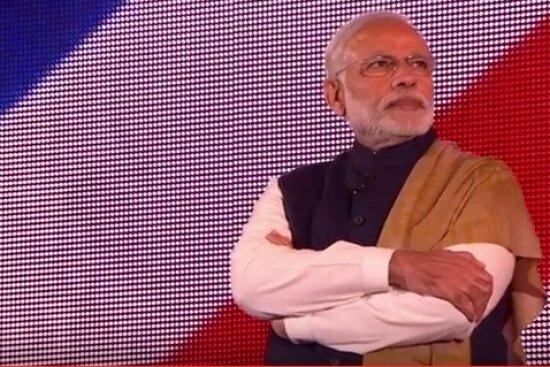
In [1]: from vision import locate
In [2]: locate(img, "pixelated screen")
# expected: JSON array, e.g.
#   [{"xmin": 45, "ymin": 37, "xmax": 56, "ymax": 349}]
[{"xmin": 1, "ymin": 0, "xmax": 549, "ymax": 365}]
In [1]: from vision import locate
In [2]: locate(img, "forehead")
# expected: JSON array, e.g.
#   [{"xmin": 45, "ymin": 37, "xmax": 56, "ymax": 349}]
[{"xmin": 344, "ymin": 19, "xmax": 430, "ymax": 59}]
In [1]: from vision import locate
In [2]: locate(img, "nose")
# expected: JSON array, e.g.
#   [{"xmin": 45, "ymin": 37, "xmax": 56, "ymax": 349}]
[{"xmin": 390, "ymin": 67, "xmax": 417, "ymax": 89}]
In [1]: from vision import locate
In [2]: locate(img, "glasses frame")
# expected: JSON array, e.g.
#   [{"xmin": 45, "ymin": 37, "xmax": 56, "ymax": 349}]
[{"xmin": 334, "ymin": 54, "xmax": 436, "ymax": 78}]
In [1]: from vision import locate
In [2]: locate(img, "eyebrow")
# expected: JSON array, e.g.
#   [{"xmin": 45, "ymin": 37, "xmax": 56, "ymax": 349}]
[
  {"xmin": 360, "ymin": 52, "xmax": 431, "ymax": 59},
  {"xmin": 407, "ymin": 53, "xmax": 432, "ymax": 59}
]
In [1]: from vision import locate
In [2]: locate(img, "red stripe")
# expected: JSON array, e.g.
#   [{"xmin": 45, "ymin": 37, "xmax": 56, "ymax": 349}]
[{"xmin": 178, "ymin": 15, "xmax": 550, "ymax": 364}]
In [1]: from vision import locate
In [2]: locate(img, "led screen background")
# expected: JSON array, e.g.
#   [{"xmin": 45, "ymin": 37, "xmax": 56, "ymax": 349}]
[{"xmin": 1, "ymin": 0, "xmax": 549, "ymax": 365}]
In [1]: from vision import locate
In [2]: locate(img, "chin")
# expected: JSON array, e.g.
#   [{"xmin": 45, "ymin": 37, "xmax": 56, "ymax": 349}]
[{"xmin": 381, "ymin": 113, "xmax": 434, "ymax": 137}]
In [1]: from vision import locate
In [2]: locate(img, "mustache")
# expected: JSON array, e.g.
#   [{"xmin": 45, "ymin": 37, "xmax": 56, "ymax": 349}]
[{"xmin": 380, "ymin": 93, "xmax": 432, "ymax": 110}]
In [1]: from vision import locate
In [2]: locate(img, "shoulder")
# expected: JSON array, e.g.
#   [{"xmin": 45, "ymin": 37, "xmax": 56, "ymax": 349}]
[
  {"xmin": 433, "ymin": 139, "xmax": 517, "ymax": 183},
  {"xmin": 278, "ymin": 151, "xmax": 348, "ymax": 188},
  {"xmin": 279, "ymin": 161, "xmax": 330, "ymax": 185}
]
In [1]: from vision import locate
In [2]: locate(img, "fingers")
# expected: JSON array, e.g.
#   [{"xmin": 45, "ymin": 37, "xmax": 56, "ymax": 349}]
[
  {"xmin": 271, "ymin": 319, "xmax": 289, "ymax": 339},
  {"xmin": 466, "ymin": 292, "xmax": 486, "ymax": 323},
  {"xmin": 445, "ymin": 262, "xmax": 494, "ymax": 322},
  {"xmin": 443, "ymin": 281, "xmax": 490, "ymax": 322},
  {"xmin": 265, "ymin": 230, "xmax": 292, "ymax": 247},
  {"xmin": 396, "ymin": 249, "xmax": 495, "ymax": 323},
  {"xmin": 452, "ymin": 252, "xmax": 493, "ymax": 321},
  {"xmin": 453, "ymin": 293, "xmax": 477, "ymax": 322},
  {"xmin": 473, "ymin": 274, "xmax": 493, "ymax": 321}
]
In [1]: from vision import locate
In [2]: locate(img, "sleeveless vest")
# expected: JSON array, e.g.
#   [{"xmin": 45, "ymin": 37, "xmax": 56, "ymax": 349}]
[{"xmin": 265, "ymin": 137, "xmax": 544, "ymax": 365}]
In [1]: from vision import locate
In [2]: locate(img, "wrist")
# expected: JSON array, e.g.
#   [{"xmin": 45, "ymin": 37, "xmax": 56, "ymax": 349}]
[{"xmin": 388, "ymin": 250, "xmax": 407, "ymax": 289}]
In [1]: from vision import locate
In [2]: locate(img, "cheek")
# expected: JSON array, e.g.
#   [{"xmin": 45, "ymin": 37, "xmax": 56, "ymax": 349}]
[
  {"xmin": 420, "ymin": 80, "xmax": 435, "ymax": 100},
  {"xmin": 345, "ymin": 82, "xmax": 385, "ymax": 106}
]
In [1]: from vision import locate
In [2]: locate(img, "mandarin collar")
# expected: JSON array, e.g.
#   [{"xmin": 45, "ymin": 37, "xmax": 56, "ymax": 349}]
[{"xmin": 348, "ymin": 128, "xmax": 437, "ymax": 173}]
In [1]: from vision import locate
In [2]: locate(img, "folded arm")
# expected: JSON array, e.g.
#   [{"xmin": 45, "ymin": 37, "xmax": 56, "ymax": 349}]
[
  {"xmin": 282, "ymin": 243, "xmax": 515, "ymax": 354},
  {"xmin": 230, "ymin": 178, "xmax": 395, "ymax": 319}
]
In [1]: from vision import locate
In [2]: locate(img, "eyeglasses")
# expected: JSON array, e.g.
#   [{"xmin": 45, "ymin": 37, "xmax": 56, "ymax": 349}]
[{"xmin": 335, "ymin": 54, "xmax": 435, "ymax": 78}]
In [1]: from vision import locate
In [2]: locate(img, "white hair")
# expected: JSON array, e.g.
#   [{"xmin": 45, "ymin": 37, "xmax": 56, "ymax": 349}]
[{"xmin": 324, "ymin": 11, "xmax": 415, "ymax": 78}]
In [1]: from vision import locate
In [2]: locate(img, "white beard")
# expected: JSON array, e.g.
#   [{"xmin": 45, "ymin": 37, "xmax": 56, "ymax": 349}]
[{"xmin": 344, "ymin": 90, "xmax": 435, "ymax": 146}]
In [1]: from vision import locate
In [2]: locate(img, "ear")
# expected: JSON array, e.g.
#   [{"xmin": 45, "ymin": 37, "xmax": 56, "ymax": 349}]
[{"xmin": 323, "ymin": 78, "xmax": 346, "ymax": 117}]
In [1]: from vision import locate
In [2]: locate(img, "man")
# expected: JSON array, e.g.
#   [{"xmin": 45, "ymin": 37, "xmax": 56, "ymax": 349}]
[{"xmin": 230, "ymin": 11, "xmax": 546, "ymax": 365}]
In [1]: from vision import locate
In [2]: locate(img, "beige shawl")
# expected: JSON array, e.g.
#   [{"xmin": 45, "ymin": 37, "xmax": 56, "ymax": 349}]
[{"xmin": 363, "ymin": 139, "xmax": 546, "ymax": 365}]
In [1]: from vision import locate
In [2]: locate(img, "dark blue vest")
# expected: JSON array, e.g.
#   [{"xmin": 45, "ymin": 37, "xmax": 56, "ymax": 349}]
[{"xmin": 264, "ymin": 131, "xmax": 511, "ymax": 365}]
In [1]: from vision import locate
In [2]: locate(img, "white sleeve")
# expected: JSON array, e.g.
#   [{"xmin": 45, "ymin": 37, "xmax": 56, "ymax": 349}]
[
  {"xmin": 230, "ymin": 177, "xmax": 395, "ymax": 320},
  {"xmin": 283, "ymin": 243, "xmax": 515, "ymax": 354}
]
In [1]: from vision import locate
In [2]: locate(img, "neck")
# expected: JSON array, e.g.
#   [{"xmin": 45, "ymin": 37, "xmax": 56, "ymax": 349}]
[{"xmin": 356, "ymin": 133, "xmax": 416, "ymax": 151}]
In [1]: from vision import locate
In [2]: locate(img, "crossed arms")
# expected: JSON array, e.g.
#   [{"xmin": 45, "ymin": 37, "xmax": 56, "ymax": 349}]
[{"xmin": 230, "ymin": 178, "xmax": 515, "ymax": 354}]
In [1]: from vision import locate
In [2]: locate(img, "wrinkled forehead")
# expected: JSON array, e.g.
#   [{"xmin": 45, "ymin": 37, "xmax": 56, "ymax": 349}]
[{"xmin": 342, "ymin": 19, "xmax": 431, "ymax": 63}]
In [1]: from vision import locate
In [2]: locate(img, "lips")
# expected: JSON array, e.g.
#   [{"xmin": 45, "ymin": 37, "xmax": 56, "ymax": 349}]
[{"xmin": 386, "ymin": 97, "xmax": 424, "ymax": 109}]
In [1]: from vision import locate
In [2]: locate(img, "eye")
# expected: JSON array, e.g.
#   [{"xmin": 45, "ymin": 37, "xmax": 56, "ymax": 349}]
[
  {"xmin": 360, "ymin": 58, "xmax": 395, "ymax": 76},
  {"xmin": 366, "ymin": 59, "xmax": 392, "ymax": 70},
  {"xmin": 410, "ymin": 58, "xmax": 429, "ymax": 70}
]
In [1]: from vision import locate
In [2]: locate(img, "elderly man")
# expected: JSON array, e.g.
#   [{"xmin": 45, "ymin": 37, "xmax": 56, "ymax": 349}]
[{"xmin": 230, "ymin": 11, "xmax": 545, "ymax": 366}]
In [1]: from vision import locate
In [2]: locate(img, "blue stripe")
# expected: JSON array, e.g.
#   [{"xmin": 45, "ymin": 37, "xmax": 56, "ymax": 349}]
[{"xmin": 0, "ymin": 0, "xmax": 124, "ymax": 117}]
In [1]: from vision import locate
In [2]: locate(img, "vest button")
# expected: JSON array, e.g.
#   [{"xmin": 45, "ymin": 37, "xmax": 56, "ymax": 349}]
[
  {"xmin": 329, "ymin": 358, "xmax": 341, "ymax": 365},
  {"xmin": 363, "ymin": 172, "xmax": 376, "ymax": 180},
  {"xmin": 352, "ymin": 215, "xmax": 365, "ymax": 225}
]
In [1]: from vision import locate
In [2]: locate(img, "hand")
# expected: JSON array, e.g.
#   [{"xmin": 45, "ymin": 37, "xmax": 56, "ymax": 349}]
[
  {"xmin": 388, "ymin": 249, "xmax": 493, "ymax": 323},
  {"xmin": 265, "ymin": 230, "xmax": 292, "ymax": 247},
  {"xmin": 265, "ymin": 233, "xmax": 291, "ymax": 340},
  {"xmin": 271, "ymin": 319, "xmax": 289, "ymax": 339}
]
